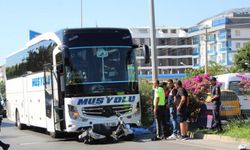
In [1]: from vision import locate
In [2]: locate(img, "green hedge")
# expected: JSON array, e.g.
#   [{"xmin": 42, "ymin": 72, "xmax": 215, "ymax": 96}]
[{"xmin": 139, "ymin": 79, "xmax": 154, "ymax": 127}]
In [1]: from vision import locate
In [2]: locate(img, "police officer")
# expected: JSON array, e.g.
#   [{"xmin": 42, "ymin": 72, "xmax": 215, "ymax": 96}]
[
  {"xmin": 152, "ymin": 80, "xmax": 167, "ymax": 140},
  {"xmin": 210, "ymin": 77, "xmax": 223, "ymax": 132}
]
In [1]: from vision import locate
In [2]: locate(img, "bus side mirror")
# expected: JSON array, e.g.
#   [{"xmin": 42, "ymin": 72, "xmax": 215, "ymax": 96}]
[
  {"xmin": 133, "ymin": 44, "xmax": 150, "ymax": 64},
  {"xmin": 142, "ymin": 45, "xmax": 150, "ymax": 64}
]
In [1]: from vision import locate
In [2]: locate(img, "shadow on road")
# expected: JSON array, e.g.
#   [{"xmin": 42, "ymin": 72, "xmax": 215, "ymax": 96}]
[
  {"xmin": 1, "ymin": 121, "xmax": 15, "ymax": 128},
  {"xmin": 133, "ymin": 134, "xmax": 154, "ymax": 142}
]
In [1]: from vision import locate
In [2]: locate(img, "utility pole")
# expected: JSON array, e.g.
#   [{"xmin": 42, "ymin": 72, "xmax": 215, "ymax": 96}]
[
  {"xmin": 204, "ymin": 26, "xmax": 208, "ymax": 74},
  {"xmin": 81, "ymin": 0, "xmax": 83, "ymax": 28},
  {"xmin": 149, "ymin": 0, "xmax": 158, "ymax": 81}
]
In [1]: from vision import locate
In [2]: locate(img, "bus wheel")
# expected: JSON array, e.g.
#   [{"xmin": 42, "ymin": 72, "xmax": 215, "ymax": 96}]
[{"xmin": 16, "ymin": 110, "xmax": 25, "ymax": 130}]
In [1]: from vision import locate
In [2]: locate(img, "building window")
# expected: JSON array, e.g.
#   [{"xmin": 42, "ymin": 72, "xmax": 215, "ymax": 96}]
[
  {"xmin": 158, "ymin": 39, "xmax": 165, "ymax": 45},
  {"xmin": 228, "ymin": 53, "xmax": 235, "ymax": 64},
  {"xmin": 218, "ymin": 53, "xmax": 226, "ymax": 64},
  {"xmin": 162, "ymin": 29, "xmax": 168, "ymax": 33},
  {"xmin": 171, "ymin": 29, "xmax": 176, "ymax": 34},
  {"xmin": 236, "ymin": 42, "xmax": 241, "ymax": 49},
  {"xmin": 235, "ymin": 30, "xmax": 240, "ymax": 37}
]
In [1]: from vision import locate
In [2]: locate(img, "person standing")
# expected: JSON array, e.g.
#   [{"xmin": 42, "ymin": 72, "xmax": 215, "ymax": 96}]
[
  {"xmin": 152, "ymin": 80, "xmax": 167, "ymax": 140},
  {"xmin": 161, "ymin": 82, "xmax": 171, "ymax": 137},
  {"xmin": 210, "ymin": 77, "xmax": 223, "ymax": 132},
  {"xmin": 175, "ymin": 80, "xmax": 189, "ymax": 140},
  {"xmin": 167, "ymin": 79, "xmax": 180, "ymax": 140}
]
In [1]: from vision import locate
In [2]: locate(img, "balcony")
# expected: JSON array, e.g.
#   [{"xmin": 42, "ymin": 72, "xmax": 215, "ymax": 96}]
[
  {"xmin": 188, "ymin": 26, "xmax": 200, "ymax": 33},
  {"xmin": 207, "ymin": 37, "xmax": 216, "ymax": 43},
  {"xmin": 218, "ymin": 33, "xmax": 226, "ymax": 39},
  {"xmin": 192, "ymin": 64, "xmax": 201, "ymax": 68},
  {"xmin": 208, "ymin": 50, "xmax": 217, "ymax": 56},
  {"xmin": 219, "ymin": 47, "xmax": 231, "ymax": 52},
  {"xmin": 219, "ymin": 59, "xmax": 227, "ymax": 65},
  {"xmin": 192, "ymin": 36, "xmax": 200, "ymax": 45},
  {"xmin": 192, "ymin": 48, "xmax": 200, "ymax": 56}
]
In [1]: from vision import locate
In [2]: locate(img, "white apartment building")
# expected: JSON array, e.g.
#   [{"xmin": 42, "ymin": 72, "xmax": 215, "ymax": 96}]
[
  {"xmin": 129, "ymin": 27, "xmax": 193, "ymax": 78},
  {"xmin": 189, "ymin": 8, "xmax": 250, "ymax": 68}
]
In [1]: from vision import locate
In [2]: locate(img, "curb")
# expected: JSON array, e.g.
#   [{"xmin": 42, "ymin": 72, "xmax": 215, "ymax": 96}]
[{"xmin": 190, "ymin": 132, "xmax": 250, "ymax": 145}]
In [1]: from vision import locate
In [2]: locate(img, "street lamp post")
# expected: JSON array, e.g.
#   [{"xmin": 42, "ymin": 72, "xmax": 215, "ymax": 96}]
[
  {"xmin": 149, "ymin": 0, "xmax": 158, "ymax": 81},
  {"xmin": 81, "ymin": 0, "xmax": 83, "ymax": 28},
  {"xmin": 204, "ymin": 26, "xmax": 208, "ymax": 74}
]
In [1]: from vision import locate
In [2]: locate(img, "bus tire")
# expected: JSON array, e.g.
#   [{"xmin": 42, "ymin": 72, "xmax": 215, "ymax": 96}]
[{"xmin": 16, "ymin": 110, "xmax": 26, "ymax": 130}]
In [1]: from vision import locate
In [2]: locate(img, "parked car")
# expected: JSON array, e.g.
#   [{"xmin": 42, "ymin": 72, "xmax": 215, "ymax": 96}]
[
  {"xmin": 215, "ymin": 73, "xmax": 250, "ymax": 117},
  {"xmin": 205, "ymin": 90, "xmax": 241, "ymax": 119}
]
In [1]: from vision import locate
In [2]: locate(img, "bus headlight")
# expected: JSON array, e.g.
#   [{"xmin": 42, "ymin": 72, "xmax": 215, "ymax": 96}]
[{"xmin": 68, "ymin": 105, "xmax": 80, "ymax": 120}]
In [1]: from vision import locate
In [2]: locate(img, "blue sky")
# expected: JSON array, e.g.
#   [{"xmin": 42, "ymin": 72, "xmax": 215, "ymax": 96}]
[{"xmin": 1, "ymin": 0, "xmax": 250, "ymax": 65}]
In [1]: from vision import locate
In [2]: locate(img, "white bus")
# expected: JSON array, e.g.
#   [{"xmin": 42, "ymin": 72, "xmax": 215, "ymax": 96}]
[
  {"xmin": 215, "ymin": 73, "xmax": 250, "ymax": 116},
  {"xmin": 5, "ymin": 28, "xmax": 149, "ymax": 137}
]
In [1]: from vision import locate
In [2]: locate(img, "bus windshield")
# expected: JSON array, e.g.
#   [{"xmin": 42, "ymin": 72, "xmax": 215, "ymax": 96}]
[{"xmin": 64, "ymin": 46, "xmax": 138, "ymax": 96}]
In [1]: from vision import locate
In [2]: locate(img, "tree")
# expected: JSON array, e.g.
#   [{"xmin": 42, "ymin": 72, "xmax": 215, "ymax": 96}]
[
  {"xmin": 234, "ymin": 42, "xmax": 250, "ymax": 72},
  {"xmin": 185, "ymin": 62, "xmax": 228, "ymax": 79},
  {"xmin": 139, "ymin": 79, "xmax": 154, "ymax": 126},
  {"xmin": 0, "ymin": 80, "xmax": 6, "ymax": 100}
]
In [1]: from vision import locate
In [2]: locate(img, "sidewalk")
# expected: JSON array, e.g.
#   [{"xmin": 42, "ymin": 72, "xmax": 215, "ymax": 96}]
[{"xmin": 190, "ymin": 132, "xmax": 250, "ymax": 146}]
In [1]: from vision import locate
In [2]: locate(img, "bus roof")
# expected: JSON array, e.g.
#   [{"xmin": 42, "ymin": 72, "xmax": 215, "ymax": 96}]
[
  {"xmin": 6, "ymin": 28, "xmax": 131, "ymax": 60},
  {"xmin": 6, "ymin": 32, "xmax": 61, "ymax": 59}
]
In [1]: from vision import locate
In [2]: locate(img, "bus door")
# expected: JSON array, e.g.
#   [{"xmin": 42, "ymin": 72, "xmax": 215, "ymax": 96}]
[
  {"xmin": 44, "ymin": 64, "xmax": 55, "ymax": 133},
  {"xmin": 54, "ymin": 52, "xmax": 66, "ymax": 131}
]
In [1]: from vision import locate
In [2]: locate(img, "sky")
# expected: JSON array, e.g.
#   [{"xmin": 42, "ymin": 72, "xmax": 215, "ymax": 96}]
[{"xmin": 0, "ymin": 0, "xmax": 250, "ymax": 65}]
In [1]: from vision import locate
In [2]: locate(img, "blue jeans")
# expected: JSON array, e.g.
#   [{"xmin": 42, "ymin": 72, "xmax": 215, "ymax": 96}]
[{"xmin": 169, "ymin": 107, "xmax": 179, "ymax": 135}]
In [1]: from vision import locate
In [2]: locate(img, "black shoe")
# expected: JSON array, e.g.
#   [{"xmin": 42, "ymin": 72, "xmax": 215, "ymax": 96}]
[{"xmin": 3, "ymin": 144, "xmax": 10, "ymax": 150}]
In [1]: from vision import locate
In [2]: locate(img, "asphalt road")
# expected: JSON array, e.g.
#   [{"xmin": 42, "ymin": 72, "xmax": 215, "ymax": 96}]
[{"xmin": 0, "ymin": 119, "xmax": 243, "ymax": 150}]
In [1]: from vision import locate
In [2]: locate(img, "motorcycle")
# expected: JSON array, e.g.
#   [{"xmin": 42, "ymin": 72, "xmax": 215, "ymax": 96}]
[
  {"xmin": 78, "ymin": 113, "xmax": 134, "ymax": 144},
  {"xmin": 78, "ymin": 124, "xmax": 113, "ymax": 144},
  {"xmin": 111, "ymin": 113, "xmax": 134, "ymax": 141}
]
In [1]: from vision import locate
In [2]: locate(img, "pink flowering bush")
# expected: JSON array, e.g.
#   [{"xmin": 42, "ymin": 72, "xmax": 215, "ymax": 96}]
[
  {"xmin": 182, "ymin": 74, "xmax": 222, "ymax": 122},
  {"xmin": 237, "ymin": 74, "xmax": 250, "ymax": 95},
  {"xmin": 183, "ymin": 74, "xmax": 211, "ymax": 99},
  {"xmin": 183, "ymin": 74, "xmax": 222, "ymax": 98}
]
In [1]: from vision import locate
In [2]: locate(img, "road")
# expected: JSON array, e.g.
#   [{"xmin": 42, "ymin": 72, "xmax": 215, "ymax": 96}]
[{"xmin": 0, "ymin": 119, "xmax": 243, "ymax": 150}]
